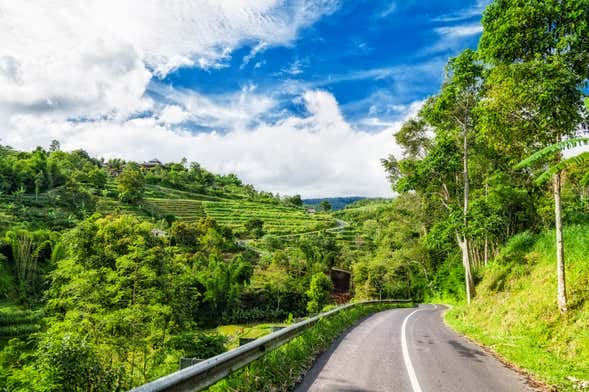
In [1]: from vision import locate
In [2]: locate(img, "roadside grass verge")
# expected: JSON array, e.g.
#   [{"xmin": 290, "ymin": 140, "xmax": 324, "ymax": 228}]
[
  {"xmin": 207, "ymin": 302, "xmax": 413, "ymax": 392},
  {"xmin": 445, "ymin": 225, "xmax": 589, "ymax": 392},
  {"xmin": 216, "ymin": 323, "xmax": 286, "ymax": 350}
]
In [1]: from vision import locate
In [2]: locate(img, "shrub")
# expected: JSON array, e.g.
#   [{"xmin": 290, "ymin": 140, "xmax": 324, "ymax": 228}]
[
  {"xmin": 169, "ymin": 332, "xmax": 227, "ymax": 359},
  {"xmin": 39, "ymin": 333, "xmax": 123, "ymax": 392},
  {"xmin": 306, "ymin": 273, "xmax": 333, "ymax": 314}
]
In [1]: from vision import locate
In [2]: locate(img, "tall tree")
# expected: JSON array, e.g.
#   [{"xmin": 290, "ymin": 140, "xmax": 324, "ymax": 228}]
[
  {"xmin": 479, "ymin": 0, "xmax": 589, "ymax": 313},
  {"xmin": 117, "ymin": 163, "xmax": 145, "ymax": 203}
]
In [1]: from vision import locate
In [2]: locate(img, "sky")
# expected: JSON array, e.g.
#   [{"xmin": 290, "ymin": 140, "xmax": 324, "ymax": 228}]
[{"xmin": 0, "ymin": 0, "xmax": 486, "ymax": 198}]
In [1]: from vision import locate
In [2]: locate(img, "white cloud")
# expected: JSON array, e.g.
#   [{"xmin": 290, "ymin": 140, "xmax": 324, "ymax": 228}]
[
  {"xmin": 152, "ymin": 83, "xmax": 276, "ymax": 131},
  {"xmin": 432, "ymin": 0, "xmax": 489, "ymax": 23},
  {"xmin": 0, "ymin": 0, "xmax": 415, "ymax": 197},
  {"xmin": 2, "ymin": 90, "xmax": 411, "ymax": 198},
  {"xmin": 0, "ymin": 0, "xmax": 338, "ymax": 122},
  {"xmin": 378, "ymin": 2, "xmax": 397, "ymax": 18},
  {"xmin": 158, "ymin": 105, "xmax": 191, "ymax": 125},
  {"xmin": 435, "ymin": 24, "xmax": 483, "ymax": 38},
  {"xmin": 241, "ymin": 41, "xmax": 269, "ymax": 69},
  {"xmin": 421, "ymin": 22, "xmax": 483, "ymax": 55},
  {"xmin": 281, "ymin": 59, "xmax": 308, "ymax": 75}
]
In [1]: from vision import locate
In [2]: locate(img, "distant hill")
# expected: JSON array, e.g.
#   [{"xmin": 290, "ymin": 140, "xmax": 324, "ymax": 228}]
[{"xmin": 303, "ymin": 197, "xmax": 367, "ymax": 211}]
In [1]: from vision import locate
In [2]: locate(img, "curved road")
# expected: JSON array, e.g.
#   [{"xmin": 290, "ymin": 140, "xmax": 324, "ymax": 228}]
[{"xmin": 296, "ymin": 304, "xmax": 535, "ymax": 392}]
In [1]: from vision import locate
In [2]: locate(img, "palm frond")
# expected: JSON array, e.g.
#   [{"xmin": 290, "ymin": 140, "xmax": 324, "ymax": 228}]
[
  {"xmin": 535, "ymin": 151, "xmax": 589, "ymax": 184},
  {"xmin": 515, "ymin": 137, "xmax": 589, "ymax": 169}
]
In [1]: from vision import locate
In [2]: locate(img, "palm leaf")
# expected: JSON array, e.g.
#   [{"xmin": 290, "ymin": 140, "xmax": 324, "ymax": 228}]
[
  {"xmin": 515, "ymin": 137, "xmax": 589, "ymax": 169},
  {"xmin": 536, "ymin": 151, "xmax": 589, "ymax": 184}
]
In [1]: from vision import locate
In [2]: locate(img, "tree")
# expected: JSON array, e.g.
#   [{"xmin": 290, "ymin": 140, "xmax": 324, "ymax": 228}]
[
  {"xmin": 117, "ymin": 163, "xmax": 145, "ymax": 203},
  {"xmin": 306, "ymin": 272, "xmax": 333, "ymax": 313},
  {"xmin": 479, "ymin": 0, "xmax": 589, "ymax": 313},
  {"xmin": 284, "ymin": 195, "xmax": 303, "ymax": 208},
  {"xmin": 49, "ymin": 140, "xmax": 61, "ymax": 153},
  {"xmin": 388, "ymin": 49, "xmax": 484, "ymax": 304},
  {"xmin": 319, "ymin": 200, "xmax": 332, "ymax": 212},
  {"xmin": 39, "ymin": 333, "xmax": 118, "ymax": 392},
  {"xmin": 244, "ymin": 218, "xmax": 265, "ymax": 238},
  {"xmin": 424, "ymin": 49, "xmax": 484, "ymax": 305}
]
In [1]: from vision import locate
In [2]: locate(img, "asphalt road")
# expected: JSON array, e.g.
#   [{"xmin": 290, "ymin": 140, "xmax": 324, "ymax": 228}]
[{"xmin": 295, "ymin": 304, "xmax": 535, "ymax": 392}]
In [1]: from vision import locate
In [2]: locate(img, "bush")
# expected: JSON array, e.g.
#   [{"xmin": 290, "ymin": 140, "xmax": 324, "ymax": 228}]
[
  {"xmin": 39, "ymin": 333, "xmax": 123, "ymax": 392},
  {"xmin": 0, "ymin": 254, "xmax": 15, "ymax": 299},
  {"xmin": 306, "ymin": 273, "xmax": 333, "ymax": 314},
  {"xmin": 169, "ymin": 332, "xmax": 227, "ymax": 359}
]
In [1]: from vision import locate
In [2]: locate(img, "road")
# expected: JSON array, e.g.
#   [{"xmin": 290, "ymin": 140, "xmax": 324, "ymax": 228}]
[{"xmin": 295, "ymin": 304, "xmax": 535, "ymax": 392}]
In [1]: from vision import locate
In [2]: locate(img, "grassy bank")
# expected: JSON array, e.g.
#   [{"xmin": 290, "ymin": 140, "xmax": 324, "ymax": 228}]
[
  {"xmin": 445, "ymin": 225, "xmax": 589, "ymax": 391},
  {"xmin": 207, "ymin": 302, "xmax": 413, "ymax": 392}
]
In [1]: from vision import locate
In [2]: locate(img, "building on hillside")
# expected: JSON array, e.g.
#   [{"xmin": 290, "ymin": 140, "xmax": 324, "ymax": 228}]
[
  {"xmin": 306, "ymin": 208, "xmax": 316, "ymax": 214},
  {"xmin": 141, "ymin": 159, "xmax": 163, "ymax": 169}
]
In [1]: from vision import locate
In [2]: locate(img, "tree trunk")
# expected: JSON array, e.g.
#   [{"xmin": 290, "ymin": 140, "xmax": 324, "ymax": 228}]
[
  {"xmin": 553, "ymin": 171, "xmax": 567, "ymax": 313},
  {"xmin": 461, "ymin": 125, "xmax": 474, "ymax": 304},
  {"xmin": 457, "ymin": 235, "xmax": 474, "ymax": 305},
  {"xmin": 484, "ymin": 181, "xmax": 489, "ymax": 266},
  {"xmin": 484, "ymin": 236, "xmax": 489, "ymax": 266}
]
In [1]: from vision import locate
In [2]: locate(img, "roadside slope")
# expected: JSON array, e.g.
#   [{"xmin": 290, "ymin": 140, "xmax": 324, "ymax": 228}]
[{"xmin": 445, "ymin": 225, "xmax": 589, "ymax": 391}]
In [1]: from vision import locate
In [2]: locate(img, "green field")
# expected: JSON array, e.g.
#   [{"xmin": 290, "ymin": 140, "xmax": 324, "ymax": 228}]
[{"xmin": 143, "ymin": 194, "xmax": 335, "ymax": 235}]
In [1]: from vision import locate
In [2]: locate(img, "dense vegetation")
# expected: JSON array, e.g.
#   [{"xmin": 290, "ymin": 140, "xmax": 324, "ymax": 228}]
[
  {"xmin": 372, "ymin": 0, "xmax": 589, "ymax": 388},
  {"xmin": 0, "ymin": 145, "xmax": 345, "ymax": 390}
]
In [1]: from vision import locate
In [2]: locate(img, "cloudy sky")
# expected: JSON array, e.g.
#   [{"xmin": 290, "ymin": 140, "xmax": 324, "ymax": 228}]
[{"xmin": 0, "ymin": 0, "xmax": 486, "ymax": 197}]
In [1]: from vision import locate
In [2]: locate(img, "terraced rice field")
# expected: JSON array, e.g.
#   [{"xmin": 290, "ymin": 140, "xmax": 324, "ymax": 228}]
[
  {"xmin": 144, "ymin": 198, "xmax": 206, "ymax": 222},
  {"xmin": 0, "ymin": 305, "xmax": 43, "ymax": 344},
  {"xmin": 144, "ymin": 197, "xmax": 335, "ymax": 235}
]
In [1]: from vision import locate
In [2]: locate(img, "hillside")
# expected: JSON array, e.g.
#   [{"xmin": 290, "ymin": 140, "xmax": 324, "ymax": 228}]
[
  {"xmin": 446, "ymin": 226, "xmax": 589, "ymax": 391},
  {"xmin": 0, "ymin": 145, "xmax": 354, "ymax": 390}
]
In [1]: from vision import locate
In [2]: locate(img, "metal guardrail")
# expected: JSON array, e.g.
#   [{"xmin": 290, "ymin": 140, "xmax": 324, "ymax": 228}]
[{"xmin": 130, "ymin": 299, "xmax": 413, "ymax": 392}]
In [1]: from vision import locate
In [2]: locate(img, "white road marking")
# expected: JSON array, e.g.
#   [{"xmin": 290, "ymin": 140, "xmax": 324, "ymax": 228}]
[{"xmin": 401, "ymin": 307, "xmax": 425, "ymax": 392}]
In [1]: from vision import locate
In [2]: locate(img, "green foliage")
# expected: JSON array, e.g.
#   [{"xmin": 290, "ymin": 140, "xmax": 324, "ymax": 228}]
[
  {"xmin": 244, "ymin": 218, "xmax": 265, "ymax": 238},
  {"xmin": 0, "ymin": 254, "xmax": 15, "ymax": 298},
  {"xmin": 117, "ymin": 163, "xmax": 145, "ymax": 203},
  {"xmin": 494, "ymin": 231, "xmax": 536, "ymax": 265},
  {"xmin": 306, "ymin": 273, "xmax": 333, "ymax": 314},
  {"xmin": 169, "ymin": 332, "xmax": 227, "ymax": 359},
  {"xmin": 39, "ymin": 333, "xmax": 122, "ymax": 392},
  {"xmin": 318, "ymin": 200, "xmax": 331, "ymax": 212},
  {"xmin": 283, "ymin": 194, "xmax": 303, "ymax": 208},
  {"xmin": 2, "ymin": 229, "xmax": 57, "ymax": 305}
]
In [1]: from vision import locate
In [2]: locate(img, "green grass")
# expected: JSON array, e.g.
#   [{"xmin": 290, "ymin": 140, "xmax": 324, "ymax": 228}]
[
  {"xmin": 445, "ymin": 225, "xmax": 589, "ymax": 391},
  {"xmin": 207, "ymin": 302, "xmax": 413, "ymax": 392},
  {"xmin": 216, "ymin": 323, "xmax": 287, "ymax": 349}
]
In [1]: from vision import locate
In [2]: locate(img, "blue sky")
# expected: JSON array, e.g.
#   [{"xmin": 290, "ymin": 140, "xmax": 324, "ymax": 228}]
[
  {"xmin": 0, "ymin": 0, "xmax": 486, "ymax": 197},
  {"xmin": 157, "ymin": 0, "xmax": 484, "ymax": 131}
]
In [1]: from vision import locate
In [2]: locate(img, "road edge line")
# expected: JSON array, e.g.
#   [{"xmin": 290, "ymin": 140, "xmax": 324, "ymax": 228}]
[{"xmin": 401, "ymin": 307, "xmax": 424, "ymax": 392}]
